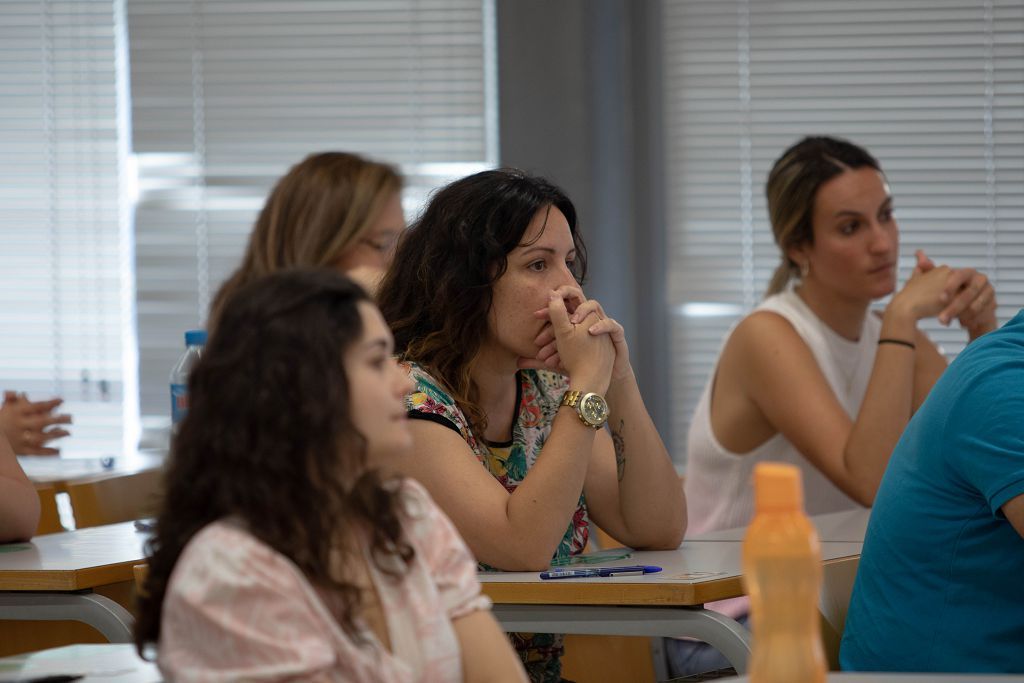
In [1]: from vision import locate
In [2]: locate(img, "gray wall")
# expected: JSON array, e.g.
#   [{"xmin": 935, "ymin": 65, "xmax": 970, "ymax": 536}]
[{"xmin": 497, "ymin": 0, "xmax": 671, "ymax": 443}]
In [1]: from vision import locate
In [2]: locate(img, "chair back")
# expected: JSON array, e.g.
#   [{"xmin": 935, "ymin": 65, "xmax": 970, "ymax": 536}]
[
  {"xmin": 66, "ymin": 468, "xmax": 164, "ymax": 529},
  {"xmin": 819, "ymin": 555, "xmax": 860, "ymax": 670},
  {"xmin": 35, "ymin": 484, "xmax": 65, "ymax": 535},
  {"xmin": 133, "ymin": 562, "xmax": 150, "ymax": 596}
]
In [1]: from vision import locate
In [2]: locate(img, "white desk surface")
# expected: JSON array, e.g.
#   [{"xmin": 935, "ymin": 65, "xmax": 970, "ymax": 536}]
[
  {"xmin": 0, "ymin": 521, "xmax": 147, "ymax": 591},
  {"xmin": 733, "ymin": 675, "xmax": 1024, "ymax": 682},
  {"xmin": 20, "ymin": 450, "xmax": 165, "ymax": 488},
  {"xmin": 0, "ymin": 644, "xmax": 160, "ymax": 682},
  {"xmin": 479, "ymin": 540, "xmax": 863, "ymax": 606},
  {"xmin": 688, "ymin": 507, "xmax": 872, "ymax": 544}
]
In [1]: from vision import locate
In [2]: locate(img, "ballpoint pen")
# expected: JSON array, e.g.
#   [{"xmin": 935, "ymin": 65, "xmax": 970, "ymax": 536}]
[{"xmin": 539, "ymin": 565, "xmax": 662, "ymax": 580}]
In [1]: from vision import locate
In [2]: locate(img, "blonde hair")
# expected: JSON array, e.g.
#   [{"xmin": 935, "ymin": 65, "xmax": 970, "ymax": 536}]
[
  {"xmin": 210, "ymin": 152, "xmax": 401, "ymax": 326},
  {"xmin": 764, "ymin": 137, "xmax": 881, "ymax": 296}
]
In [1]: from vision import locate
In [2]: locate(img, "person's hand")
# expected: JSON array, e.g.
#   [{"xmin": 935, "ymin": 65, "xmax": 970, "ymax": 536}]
[
  {"xmin": 564, "ymin": 295, "xmax": 632, "ymax": 382},
  {"xmin": 519, "ymin": 287, "xmax": 615, "ymax": 394},
  {"xmin": 0, "ymin": 392, "xmax": 72, "ymax": 455},
  {"xmin": 913, "ymin": 250, "xmax": 997, "ymax": 338},
  {"xmin": 890, "ymin": 251, "xmax": 954, "ymax": 321}
]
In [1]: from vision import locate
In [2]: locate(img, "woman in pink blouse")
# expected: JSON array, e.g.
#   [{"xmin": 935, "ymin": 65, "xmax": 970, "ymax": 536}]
[{"xmin": 135, "ymin": 269, "xmax": 526, "ymax": 683}]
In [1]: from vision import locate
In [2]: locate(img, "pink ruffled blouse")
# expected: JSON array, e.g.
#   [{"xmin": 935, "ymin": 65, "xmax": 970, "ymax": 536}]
[{"xmin": 158, "ymin": 479, "xmax": 491, "ymax": 682}]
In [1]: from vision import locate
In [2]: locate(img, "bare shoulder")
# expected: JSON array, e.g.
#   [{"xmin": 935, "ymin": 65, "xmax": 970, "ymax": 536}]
[
  {"xmin": 403, "ymin": 418, "xmax": 480, "ymax": 465},
  {"xmin": 711, "ymin": 310, "xmax": 828, "ymax": 453},
  {"xmin": 722, "ymin": 309, "xmax": 808, "ymax": 371},
  {"xmin": 717, "ymin": 307, "xmax": 847, "ymax": 432}
]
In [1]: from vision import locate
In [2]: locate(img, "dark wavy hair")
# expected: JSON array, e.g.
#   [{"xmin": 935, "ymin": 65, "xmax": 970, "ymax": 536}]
[
  {"xmin": 377, "ymin": 168, "xmax": 586, "ymax": 434},
  {"xmin": 135, "ymin": 268, "xmax": 414, "ymax": 655},
  {"xmin": 765, "ymin": 136, "xmax": 882, "ymax": 295}
]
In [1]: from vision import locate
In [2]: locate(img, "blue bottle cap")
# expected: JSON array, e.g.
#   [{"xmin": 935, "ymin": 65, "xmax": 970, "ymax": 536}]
[{"xmin": 184, "ymin": 329, "xmax": 208, "ymax": 346}]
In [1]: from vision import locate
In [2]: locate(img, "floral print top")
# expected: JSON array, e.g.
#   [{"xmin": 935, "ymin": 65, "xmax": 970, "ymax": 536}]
[{"xmin": 403, "ymin": 361, "xmax": 589, "ymax": 682}]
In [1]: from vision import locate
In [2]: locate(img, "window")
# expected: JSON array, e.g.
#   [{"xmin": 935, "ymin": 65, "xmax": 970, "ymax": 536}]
[
  {"xmin": 663, "ymin": 0, "xmax": 1024, "ymax": 465},
  {"xmin": 128, "ymin": 0, "xmax": 498, "ymax": 416},
  {"xmin": 0, "ymin": 0, "xmax": 497, "ymax": 451},
  {"xmin": 0, "ymin": 0, "xmax": 134, "ymax": 456}
]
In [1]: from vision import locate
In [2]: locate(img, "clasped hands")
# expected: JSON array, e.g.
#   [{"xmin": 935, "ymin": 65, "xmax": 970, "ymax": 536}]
[
  {"xmin": 911, "ymin": 249, "xmax": 997, "ymax": 338},
  {"xmin": 517, "ymin": 286, "xmax": 632, "ymax": 388}
]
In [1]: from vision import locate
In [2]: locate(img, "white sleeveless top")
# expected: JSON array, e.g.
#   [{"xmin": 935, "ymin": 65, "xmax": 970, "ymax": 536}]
[{"xmin": 684, "ymin": 286, "xmax": 877, "ymax": 535}]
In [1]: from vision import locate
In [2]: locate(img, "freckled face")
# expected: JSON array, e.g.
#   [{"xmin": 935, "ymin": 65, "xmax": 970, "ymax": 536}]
[
  {"xmin": 792, "ymin": 167, "xmax": 899, "ymax": 304},
  {"xmin": 485, "ymin": 206, "xmax": 580, "ymax": 364},
  {"xmin": 335, "ymin": 191, "xmax": 406, "ymax": 273},
  {"xmin": 345, "ymin": 302, "xmax": 415, "ymax": 463}
]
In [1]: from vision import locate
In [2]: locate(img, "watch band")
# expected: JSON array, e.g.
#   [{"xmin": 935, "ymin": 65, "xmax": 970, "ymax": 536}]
[
  {"xmin": 560, "ymin": 389, "xmax": 608, "ymax": 429},
  {"xmin": 561, "ymin": 390, "xmax": 583, "ymax": 410}
]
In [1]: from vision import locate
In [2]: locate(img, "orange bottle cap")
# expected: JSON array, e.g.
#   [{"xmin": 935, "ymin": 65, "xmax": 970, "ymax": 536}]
[{"xmin": 753, "ymin": 462, "xmax": 804, "ymax": 512}]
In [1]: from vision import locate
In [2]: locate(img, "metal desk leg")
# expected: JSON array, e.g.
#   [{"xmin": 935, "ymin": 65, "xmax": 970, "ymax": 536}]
[
  {"xmin": 490, "ymin": 604, "xmax": 752, "ymax": 673},
  {"xmin": 0, "ymin": 592, "xmax": 135, "ymax": 642}
]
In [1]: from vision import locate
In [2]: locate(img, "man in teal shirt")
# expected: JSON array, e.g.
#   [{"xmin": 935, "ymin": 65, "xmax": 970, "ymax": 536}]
[{"xmin": 841, "ymin": 310, "xmax": 1024, "ymax": 672}]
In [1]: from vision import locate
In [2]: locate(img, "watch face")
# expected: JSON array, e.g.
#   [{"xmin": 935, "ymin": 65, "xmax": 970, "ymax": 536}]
[{"xmin": 580, "ymin": 393, "xmax": 609, "ymax": 426}]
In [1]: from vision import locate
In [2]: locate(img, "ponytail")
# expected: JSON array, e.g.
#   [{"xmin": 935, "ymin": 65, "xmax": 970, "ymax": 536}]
[{"xmin": 766, "ymin": 260, "xmax": 795, "ymax": 296}]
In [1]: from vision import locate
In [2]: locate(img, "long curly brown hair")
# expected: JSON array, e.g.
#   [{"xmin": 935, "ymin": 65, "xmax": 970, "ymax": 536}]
[
  {"xmin": 135, "ymin": 269, "xmax": 413, "ymax": 654},
  {"xmin": 377, "ymin": 168, "xmax": 586, "ymax": 434}
]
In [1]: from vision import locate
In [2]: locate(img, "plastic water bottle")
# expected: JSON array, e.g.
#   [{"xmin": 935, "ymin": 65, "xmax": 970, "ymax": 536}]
[
  {"xmin": 742, "ymin": 462, "xmax": 826, "ymax": 683},
  {"xmin": 170, "ymin": 329, "xmax": 207, "ymax": 427}
]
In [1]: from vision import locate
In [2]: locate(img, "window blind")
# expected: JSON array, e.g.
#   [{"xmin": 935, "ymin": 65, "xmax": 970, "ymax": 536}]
[
  {"xmin": 128, "ymin": 0, "xmax": 498, "ymax": 416},
  {"xmin": 0, "ymin": 1, "xmax": 133, "ymax": 456},
  {"xmin": 662, "ymin": 0, "xmax": 1024, "ymax": 466}
]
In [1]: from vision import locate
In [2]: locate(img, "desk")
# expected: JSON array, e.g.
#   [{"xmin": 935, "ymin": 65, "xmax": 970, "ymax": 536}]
[
  {"xmin": 689, "ymin": 507, "xmax": 871, "ymax": 543},
  {"xmin": 479, "ymin": 540, "xmax": 863, "ymax": 674},
  {"xmin": 20, "ymin": 450, "xmax": 165, "ymax": 492},
  {"xmin": 0, "ymin": 522, "xmax": 147, "ymax": 643},
  {"xmin": 0, "ymin": 644, "xmax": 160, "ymax": 682},
  {"xmin": 733, "ymin": 675, "xmax": 1024, "ymax": 682}
]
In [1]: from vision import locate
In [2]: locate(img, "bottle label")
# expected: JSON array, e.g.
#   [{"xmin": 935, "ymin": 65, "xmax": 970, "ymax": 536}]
[{"xmin": 171, "ymin": 383, "xmax": 189, "ymax": 424}]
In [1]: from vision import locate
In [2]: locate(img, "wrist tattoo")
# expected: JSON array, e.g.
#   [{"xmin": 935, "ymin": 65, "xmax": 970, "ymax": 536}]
[{"xmin": 612, "ymin": 419, "xmax": 625, "ymax": 481}]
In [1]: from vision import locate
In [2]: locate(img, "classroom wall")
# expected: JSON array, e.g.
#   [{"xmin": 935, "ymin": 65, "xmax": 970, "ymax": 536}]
[{"xmin": 497, "ymin": 0, "xmax": 672, "ymax": 442}]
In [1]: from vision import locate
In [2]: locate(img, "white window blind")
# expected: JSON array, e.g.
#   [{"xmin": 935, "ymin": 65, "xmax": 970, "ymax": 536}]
[
  {"xmin": 128, "ymin": 0, "xmax": 498, "ymax": 416},
  {"xmin": 663, "ymin": 0, "xmax": 1024, "ymax": 465},
  {"xmin": 0, "ymin": 1, "xmax": 134, "ymax": 456}
]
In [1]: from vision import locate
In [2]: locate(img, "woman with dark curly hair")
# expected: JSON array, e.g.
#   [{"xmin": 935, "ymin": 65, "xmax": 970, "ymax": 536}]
[
  {"xmin": 136, "ymin": 269, "xmax": 526, "ymax": 682},
  {"xmin": 377, "ymin": 169, "xmax": 686, "ymax": 682}
]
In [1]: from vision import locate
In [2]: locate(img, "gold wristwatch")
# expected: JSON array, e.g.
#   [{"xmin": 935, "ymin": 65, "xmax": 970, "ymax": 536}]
[{"xmin": 560, "ymin": 390, "xmax": 609, "ymax": 429}]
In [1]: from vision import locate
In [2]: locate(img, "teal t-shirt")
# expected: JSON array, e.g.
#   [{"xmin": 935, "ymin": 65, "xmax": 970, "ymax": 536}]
[{"xmin": 840, "ymin": 310, "xmax": 1024, "ymax": 672}]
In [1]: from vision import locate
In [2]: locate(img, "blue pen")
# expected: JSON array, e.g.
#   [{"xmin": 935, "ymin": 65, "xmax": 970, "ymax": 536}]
[{"xmin": 539, "ymin": 565, "xmax": 662, "ymax": 579}]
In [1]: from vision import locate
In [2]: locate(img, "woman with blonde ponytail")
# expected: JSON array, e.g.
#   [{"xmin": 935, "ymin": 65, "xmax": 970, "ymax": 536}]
[{"xmin": 668, "ymin": 135, "xmax": 999, "ymax": 677}]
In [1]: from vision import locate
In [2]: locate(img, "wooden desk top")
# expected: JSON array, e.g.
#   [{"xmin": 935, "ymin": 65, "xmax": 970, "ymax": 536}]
[
  {"xmin": 479, "ymin": 540, "xmax": 863, "ymax": 606},
  {"xmin": 734, "ymin": 675, "xmax": 1024, "ymax": 682},
  {"xmin": 20, "ymin": 450, "xmax": 165, "ymax": 490},
  {"xmin": 688, "ymin": 508, "xmax": 871, "ymax": 544},
  {"xmin": 0, "ymin": 522, "xmax": 147, "ymax": 591}
]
